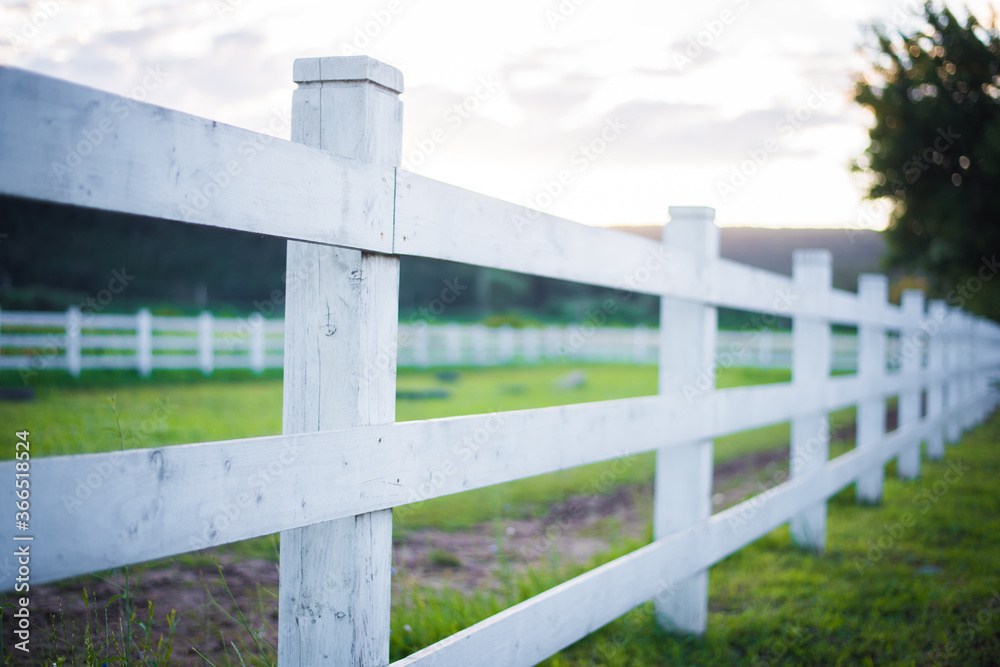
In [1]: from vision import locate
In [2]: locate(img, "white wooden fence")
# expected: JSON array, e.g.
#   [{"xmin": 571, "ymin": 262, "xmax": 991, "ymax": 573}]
[
  {"xmin": 0, "ymin": 310, "xmax": 873, "ymax": 372},
  {"xmin": 1, "ymin": 57, "xmax": 998, "ymax": 666}
]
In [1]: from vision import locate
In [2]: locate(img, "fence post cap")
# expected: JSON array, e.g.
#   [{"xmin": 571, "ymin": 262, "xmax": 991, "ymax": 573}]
[
  {"xmin": 858, "ymin": 273, "xmax": 888, "ymax": 291},
  {"xmin": 293, "ymin": 56, "xmax": 404, "ymax": 94},
  {"xmin": 792, "ymin": 248, "xmax": 832, "ymax": 268},
  {"xmin": 667, "ymin": 206, "xmax": 715, "ymax": 223},
  {"xmin": 664, "ymin": 206, "xmax": 717, "ymax": 258}
]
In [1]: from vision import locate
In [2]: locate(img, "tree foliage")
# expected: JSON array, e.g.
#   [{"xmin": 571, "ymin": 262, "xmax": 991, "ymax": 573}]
[{"xmin": 854, "ymin": 2, "xmax": 1000, "ymax": 319}]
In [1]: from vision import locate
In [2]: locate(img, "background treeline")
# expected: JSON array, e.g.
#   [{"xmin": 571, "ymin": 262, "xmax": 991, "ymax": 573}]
[{"xmin": 0, "ymin": 194, "xmax": 891, "ymax": 329}]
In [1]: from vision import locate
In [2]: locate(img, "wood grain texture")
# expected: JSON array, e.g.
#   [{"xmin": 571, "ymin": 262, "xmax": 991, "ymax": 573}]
[
  {"xmin": 278, "ymin": 55, "xmax": 401, "ymax": 667},
  {"xmin": 0, "ymin": 66, "xmax": 393, "ymax": 252}
]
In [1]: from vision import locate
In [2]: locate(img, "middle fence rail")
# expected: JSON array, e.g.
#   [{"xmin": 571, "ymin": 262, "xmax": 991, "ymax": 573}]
[{"xmin": 0, "ymin": 55, "xmax": 998, "ymax": 666}]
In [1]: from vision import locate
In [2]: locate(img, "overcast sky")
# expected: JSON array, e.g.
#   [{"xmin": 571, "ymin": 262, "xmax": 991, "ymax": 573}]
[{"xmin": 2, "ymin": 0, "xmax": 997, "ymax": 229}]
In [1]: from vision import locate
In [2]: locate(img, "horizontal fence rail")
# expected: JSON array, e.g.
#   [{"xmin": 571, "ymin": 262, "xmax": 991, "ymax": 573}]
[
  {"xmin": 0, "ymin": 309, "xmax": 887, "ymax": 373},
  {"xmin": 1, "ymin": 56, "xmax": 999, "ymax": 667}
]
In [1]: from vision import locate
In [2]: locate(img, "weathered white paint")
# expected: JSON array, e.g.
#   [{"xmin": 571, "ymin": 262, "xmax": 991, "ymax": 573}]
[
  {"xmin": 897, "ymin": 290, "xmax": 925, "ymax": 479},
  {"xmin": 856, "ymin": 274, "xmax": 888, "ymax": 503},
  {"xmin": 789, "ymin": 250, "xmax": 832, "ymax": 551},
  {"xmin": 925, "ymin": 300, "xmax": 948, "ymax": 460},
  {"xmin": 945, "ymin": 309, "xmax": 964, "ymax": 444},
  {"xmin": 278, "ymin": 55, "xmax": 402, "ymax": 667},
  {"xmin": 654, "ymin": 206, "xmax": 717, "ymax": 635},
  {"xmin": 0, "ymin": 66, "xmax": 394, "ymax": 252}
]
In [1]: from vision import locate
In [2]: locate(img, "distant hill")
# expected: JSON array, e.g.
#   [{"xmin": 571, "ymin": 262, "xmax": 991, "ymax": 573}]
[{"xmin": 615, "ymin": 226, "xmax": 895, "ymax": 293}]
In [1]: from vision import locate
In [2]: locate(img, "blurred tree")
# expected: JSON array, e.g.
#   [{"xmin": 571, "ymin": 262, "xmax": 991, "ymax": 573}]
[{"xmin": 854, "ymin": 2, "xmax": 1000, "ymax": 320}]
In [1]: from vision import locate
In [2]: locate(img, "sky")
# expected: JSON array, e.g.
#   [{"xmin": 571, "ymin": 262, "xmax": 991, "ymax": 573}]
[{"xmin": 1, "ymin": 0, "xmax": 998, "ymax": 230}]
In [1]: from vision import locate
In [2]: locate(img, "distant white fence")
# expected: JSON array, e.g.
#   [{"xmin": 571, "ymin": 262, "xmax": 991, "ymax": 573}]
[
  {"xmin": 0, "ymin": 309, "xmax": 876, "ymax": 374},
  {"xmin": 1, "ymin": 57, "xmax": 998, "ymax": 667}
]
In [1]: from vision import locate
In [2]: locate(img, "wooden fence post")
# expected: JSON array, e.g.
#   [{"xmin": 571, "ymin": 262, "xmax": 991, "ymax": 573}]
[
  {"xmin": 413, "ymin": 323, "xmax": 429, "ymax": 368},
  {"xmin": 473, "ymin": 324, "xmax": 489, "ymax": 365},
  {"xmin": 960, "ymin": 313, "xmax": 974, "ymax": 431},
  {"xmin": 545, "ymin": 326, "xmax": 561, "ymax": 360},
  {"xmin": 498, "ymin": 325, "xmax": 515, "ymax": 363},
  {"xmin": 945, "ymin": 308, "xmax": 962, "ymax": 445},
  {"xmin": 856, "ymin": 274, "xmax": 887, "ymax": 503},
  {"xmin": 445, "ymin": 322, "xmax": 462, "ymax": 365},
  {"xmin": 248, "ymin": 312, "xmax": 265, "ymax": 374},
  {"xmin": 790, "ymin": 249, "xmax": 832, "ymax": 550},
  {"xmin": 925, "ymin": 300, "xmax": 947, "ymax": 460},
  {"xmin": 758, "ymin": 328, "xmax": 773, "ymax": 367},
  {"xmin": 632, "ymin": 325, "xmax": 648, "ymax": 364},
  {"xmin": 522, "ymin": 327, "xmax": 540, "ymax": 364},
  {"xmin": 279, "ymin": 56, "xmax": 403, "ymax": 666},
  {"xmin": 897, "ymin": 289, "xmax": 925, "ymax": 480},
  {"xmin": 65, "ymin": 306, "xmax": 82, "ymax": 377},
  {"xmin": 197, "ymin": 311, "xmax": 214, "ymax": 375},
  {"xmin": 654, "ymin": 205, "xmax": 716, "ymax": 635},
  {"xmin": 136, "ymin": 308, "xmax": 153, "ymax": 377}
]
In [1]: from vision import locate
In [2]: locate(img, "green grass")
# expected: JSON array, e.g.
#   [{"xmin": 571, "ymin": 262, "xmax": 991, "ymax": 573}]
[{"xmin": 389, "ymin": 412, "xmax": 1000, "ymax": 665}]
